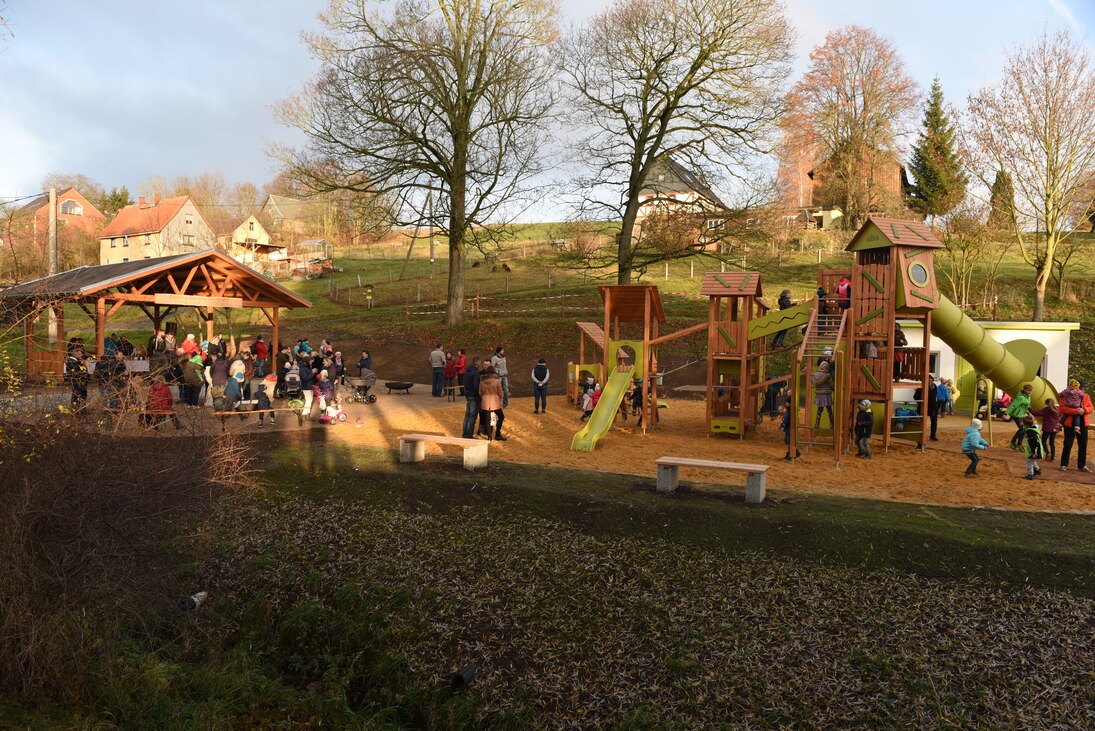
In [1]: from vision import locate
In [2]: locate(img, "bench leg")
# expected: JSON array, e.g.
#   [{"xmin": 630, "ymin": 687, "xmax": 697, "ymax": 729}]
[
  {"xmin": 399, "ymin": 440, "xmax": 426, "ymax": 464},
  {"xmin": 745, "ymin": 472, "xmax": 766, "ymax": 504},
  {"xmin": 463, "ymin": 443, "xmax": 488, "ymax": 471},
  {"xmin": 656, "ymin": 464, "xmax": 679, "ymax": 493}
]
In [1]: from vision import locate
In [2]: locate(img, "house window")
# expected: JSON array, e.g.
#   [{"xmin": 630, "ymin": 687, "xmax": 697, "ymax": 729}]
[
  {"xmin": 144, "ymin": 253, "xmax": 151, "ymax": 259},
  {"xmin": 657, "ymin": 174, "xmax": 665, "ymax": 183},
  {"xmin": 122, "ymin": 236, "xmax": 129, "ymax": 247},
  {"xmin": 144, "ymin": 235, "xmax": 151, "ymax": 246},
  {"xmin": 104, "ymin": 258, "xmax": 110, "ymax": 264},
  {"xmin": 60, "ymin": 200, "xmax": 83, "ymax": 216},
  {"xmin": 122, "ymin": 257, "xmax": 129, "ymax": 263},
  {"xmin": 184, "ymin": 235, "xmax": 193, "ymax": 245},
  {"xmin": 248, "ymin": 221, "xmax": 255, "ymax": 231},
  {"xmin": 185, "ymin": 216, "xmax": 193, "ymax": 226}
]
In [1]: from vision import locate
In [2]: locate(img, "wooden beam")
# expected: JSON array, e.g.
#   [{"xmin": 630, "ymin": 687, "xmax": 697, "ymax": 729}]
[
  {"xmin": 179, "ymin": 264, "xmax": 199, "ymax": 294},
  {"xmin": 166, "ymin": 272, "xmax": 181, "ymax": 294},
  {"xmin": 106, "ymin": 300, "xmax": 127, "ymax": 318},
  {"xmin": 96, "ymin": 298, "xmax": 106, "ymax": 356},
  {"xmin": 131, "ymin": 275, "xmax": 162, "ymax": 295},
  {"xmin": 154, "ymin": 293, "xmax": 243, "ymax": 308},
  {"xmin": 648, "ymin": 321, "xmax": 707, "ymax": 346}
]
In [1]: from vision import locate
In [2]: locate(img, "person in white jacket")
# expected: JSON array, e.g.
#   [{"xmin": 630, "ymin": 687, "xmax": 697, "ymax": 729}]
[
  {"xmin": 531, "ymin": 358, "xmax": 549, "ymax": 414},
  {"xmin": 491, "ymin": 346, "xmax": 509, "ymax": 408}
]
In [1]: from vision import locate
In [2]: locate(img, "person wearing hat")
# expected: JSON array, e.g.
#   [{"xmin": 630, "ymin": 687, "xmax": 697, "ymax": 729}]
[
  {"xmin": 961, "ymin": 419, "xmax": 988, "ymax": 477},
  {"xmin": 854, "ymin": 399, "xmax": 874, "ymax": 458},
  {"xmin": 914, "ymin": 376, "xmax": 939, "ymax": 441},
  {"xmin": 1059, "ymin": 378, "xmax": 1093, "ymax": 472},
  {"xmin": 1020, "ymin": 414, "xmax": 1044, "ymax": 479}
]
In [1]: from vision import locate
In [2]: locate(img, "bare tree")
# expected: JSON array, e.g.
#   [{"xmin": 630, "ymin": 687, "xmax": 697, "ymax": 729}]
[
  {"xmin": 938, "ymin": 199, "xmax": 1011, "ymax": 309},
  {"xmin": 785, "ymin": 25, "xmax": 919, "ymax": 227},
  {"xmin": 562, "ymin": 0, "xmax": 793, "ymax": 285},
  {"xmin": 966, "ymin": 29, "xmax": 1095, "ymax": 321},
  {"xmin": 275, "ymin": 0, "xmax": 558, "ymax": 324}
]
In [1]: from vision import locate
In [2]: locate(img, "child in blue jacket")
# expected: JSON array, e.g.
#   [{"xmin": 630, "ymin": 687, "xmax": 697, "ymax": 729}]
[{"xmin": 961, "ymin": 418, "xmax": 988, "ymax": 477}]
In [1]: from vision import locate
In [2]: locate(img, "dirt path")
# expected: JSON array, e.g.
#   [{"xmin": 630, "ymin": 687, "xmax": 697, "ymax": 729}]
[{"xmin": 235, "ymin": 388, "xmax": 1095, "ymax": 513}]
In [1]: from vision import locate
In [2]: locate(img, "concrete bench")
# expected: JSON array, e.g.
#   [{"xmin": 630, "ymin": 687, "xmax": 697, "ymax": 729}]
[
  {"xmin": 655, "ymin": 456, "xmax": 769, "ymax": 503},
  {"xmin": 399, "ymin": 433, "xmax": 488, "ymax": 471}
]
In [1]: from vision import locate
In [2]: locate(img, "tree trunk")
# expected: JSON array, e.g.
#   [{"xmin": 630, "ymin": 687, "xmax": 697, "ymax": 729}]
[
  {"xmin": 617, "ymin": 201, "xmax": 640, "ymax": 285},
  {"xmin": 1032, "ymin": 274, "xmax": 1046, "ymax": 322},
  {"xmin": 446, "ymin": 169, "xmax": 467, "ymax": 325}
]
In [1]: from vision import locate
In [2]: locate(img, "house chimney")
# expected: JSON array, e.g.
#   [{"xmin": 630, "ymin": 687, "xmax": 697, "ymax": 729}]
[
  {"xmin": 154, "ymin": 193, "xmax": 162, "ymax": 204},
  {"xmin": 138, "ymin": 196, "xmax": 147, "ymax": 206}
]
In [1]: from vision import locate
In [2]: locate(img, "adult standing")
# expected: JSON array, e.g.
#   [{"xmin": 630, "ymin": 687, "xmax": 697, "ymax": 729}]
[
  {"xmin": 531, "ymin": 358, "xmax": 549, "ymax": 414},
  {"xmin": 1060, "ymin": 379, "xmax": 1093, "ymax": 472},
  {"xmin": 164, "ymin": 330, "xmax": 177, "ymax": 360},
  {"xmin": 205, "ymin": 352, "xmax": 230, "ymax": 406},
  {"xmin": 455, "ymin": 349, "xmax": 468, "ymax": 396},
  {"xmin": 428, "ymin": 343, "xmax": 446, "ymax": 397},
  {"xmin": 332, "ymin": 351, "xmax": 346, "ymax": 384},
  {"xmin": 66, "ymin": 346, "xmax": 89, "ymax": 412},
  {"xmin": 181, "ymin": 333, "xmax": 200, "ymax": 357},
  {"xmin": 181, "ymin": 349, "xmax": 204, "ymax": 406},
  {"xmin": 479, "ymin": 365, "xmax": 506, "ymax": 441},
  {"xmin": 253, "ymin": 335, "xmax": 268, "ymax": 378},
  {"xmin": 275, "ymin": 344, "xmax": 292, "ymax": 396},
  {"xmin": 771, "ymin": 289, "xmax": 793, "ymax": 348},
  {"xmin": 147, "ymin": 329, "xmax": 168, "ymax": 372},
  {"xmin": 491, "ymin": 346, "xmax": 510, "ymax": 409},
  {"xmin": 926, "ymin": 376, "xmax": 939, "ymax": 441},
  {"xmin": 461, "ymin": 357, "xmax": 482, "ymax": 439},
  {"xmin": 357, "ymin": 350, "xmax": 372, "ymax": 376}
]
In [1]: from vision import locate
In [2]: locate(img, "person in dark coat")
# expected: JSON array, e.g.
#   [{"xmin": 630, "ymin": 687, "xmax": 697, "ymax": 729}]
[
  {"xmin": 461, "ymin": 358, "xmax": 482, "ymax": 439},
  {"xmin": 772, "ymin": 289, "xmax": 794, "ymax": 348},
  {"xmin": 914, "ymin": 376, "xmax": 939, "ymax": 441},
  {"xmin": 357, "ymin": 350, "xmax": 372, "ymax": 376}
]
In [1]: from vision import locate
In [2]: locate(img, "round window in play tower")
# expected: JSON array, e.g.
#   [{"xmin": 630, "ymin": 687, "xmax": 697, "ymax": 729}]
[{"xmin": 907, "ymin": 261, "xmax": 930, "ymax": 287}]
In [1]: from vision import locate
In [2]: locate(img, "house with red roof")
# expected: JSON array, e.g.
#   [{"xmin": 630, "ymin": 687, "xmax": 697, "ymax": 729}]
[
  {"xmin": 16, "ymin": 187, "xmax": 105, "ymax": 236},
  {"xmin": 97, "ymin": 195, "xmax": 216, "ymax": 265}
]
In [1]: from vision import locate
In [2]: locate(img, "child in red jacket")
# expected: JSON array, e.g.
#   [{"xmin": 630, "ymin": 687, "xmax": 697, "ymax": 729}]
[{"xmin": 145, "ymin": 376, "xmax": 181, "ymax": 430}]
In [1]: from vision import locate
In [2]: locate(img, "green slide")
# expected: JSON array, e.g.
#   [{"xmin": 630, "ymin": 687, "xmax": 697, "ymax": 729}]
[
  {"xmin": 571, "ymin": 370, "xmax": 632, "ymax": 452},
  {"xmin": 930, "ymin": 294, "xmax": 1057, "ymax": 403}
]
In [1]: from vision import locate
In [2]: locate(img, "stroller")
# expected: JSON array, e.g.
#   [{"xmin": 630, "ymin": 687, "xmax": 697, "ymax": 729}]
[
  {"xmin": 282, "ymin": 365, "xmax": 303, "ymax": 402},
  {"xmin": 344, "ymin": 369, "xmax": 378, "ymax": 404}
]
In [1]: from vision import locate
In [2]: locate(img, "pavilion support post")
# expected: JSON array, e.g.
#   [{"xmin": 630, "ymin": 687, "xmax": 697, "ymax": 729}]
[
  {"xmin": 53, "ymin": 304, "xmax": 65, "ymax": 380},
  {"xmin": 23, "ymin": 313, "xmax": 32, "ymax": 381},
  {"xmin": 205, "ymin": 307, "xmax": 215, "ymax": 341},
  {"xmin": 96, "ymin": 297, "xmax": 106, "ymax": 357},
  {"xmin": 271, "ymin": 307, "xmax": 280, "ymax": 352}
]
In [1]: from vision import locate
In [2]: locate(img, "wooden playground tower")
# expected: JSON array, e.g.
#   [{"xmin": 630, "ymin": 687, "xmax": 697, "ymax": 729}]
[
  {"xmin": 569, "ymin": 285, "xmax": 706, "ymax": 433},
  {"xmin": 703, "ymin": 271, "xmax": 769, "ymax": 437},
  {"xmin": 790, "ymin": 217, "xmax": 941, "ymax": 466}
]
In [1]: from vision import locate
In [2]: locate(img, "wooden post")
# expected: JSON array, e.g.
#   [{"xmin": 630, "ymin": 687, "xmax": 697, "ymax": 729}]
[
  {"xmin": 561, "ymin": 293, "xmax": 566, "ymax": 316},
  {"xmin": 53, "ymin": 304, "xmax": 65, "ymax": 380},
  {"xmin": 96, "ymin": 297, "xmax": 106, "ymax": 356},
  {"xmin": 23, "ymin": 314, "xmax": 32, "ymax": 381},
  {"xmin": 271, "ymin": 307, "xmax": 280, "ymax": 352},
  {"xmin": 642, "ymin": 288, "xmax": 651, "ymax": 431}
]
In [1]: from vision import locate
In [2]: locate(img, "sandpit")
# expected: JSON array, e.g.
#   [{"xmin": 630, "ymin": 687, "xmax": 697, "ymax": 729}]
[{"xmin": 281, "ymin": 389, "xmax": 1095, "ymax": 513}]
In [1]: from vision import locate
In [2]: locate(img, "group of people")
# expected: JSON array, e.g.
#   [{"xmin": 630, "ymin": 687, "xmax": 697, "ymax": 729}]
[
  {"xmin": 64, "ymin": 330, "xmax": 373, "ymax": 429},
  {"xmin": 436, "ymin": 344, "xmax": 552, "ymax": 441},
  {"xmin": 962, "ymin": 378, "xmax": 1092, "ymax": 478}
]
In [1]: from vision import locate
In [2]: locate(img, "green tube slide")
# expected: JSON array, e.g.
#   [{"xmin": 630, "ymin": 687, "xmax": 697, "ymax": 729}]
[{"xmin": 930, "ymin": 295, "xmax": 1057, "ymax": 406}]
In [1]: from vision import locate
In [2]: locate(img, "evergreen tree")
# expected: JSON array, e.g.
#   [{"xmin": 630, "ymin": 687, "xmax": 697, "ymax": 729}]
[
  {"xmin": 97, "ymin": 186, "xmax": 134, "ymax": 217},
  {"xmin": 987, "ymin": 171, "xmax": 1015, "ymax": 230},
  {"xmin": 907, "ymin": 77, "xmax": 968, "ymax": 226}
]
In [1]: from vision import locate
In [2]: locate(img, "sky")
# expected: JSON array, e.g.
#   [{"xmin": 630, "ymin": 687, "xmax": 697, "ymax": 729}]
[{"xmin": 0, "ymin": 0, "xmax": 1092, "ymax": 214}]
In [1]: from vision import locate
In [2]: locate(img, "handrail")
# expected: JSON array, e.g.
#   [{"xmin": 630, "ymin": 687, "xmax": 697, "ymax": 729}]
[{"xmin": 796, "ymin": 296, "xmax": 821, "ymax": 361}]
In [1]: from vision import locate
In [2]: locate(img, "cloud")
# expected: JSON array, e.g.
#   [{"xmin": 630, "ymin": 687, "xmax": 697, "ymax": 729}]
[{"xmin": 1046, "ymin": 0, "xmax": 1081, "ymax": 31}]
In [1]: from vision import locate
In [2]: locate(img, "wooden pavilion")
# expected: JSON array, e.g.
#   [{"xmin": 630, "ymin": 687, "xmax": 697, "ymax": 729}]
[{"xmin": 0, "ymin": 249, "xmax": 311, "ymax": 381}]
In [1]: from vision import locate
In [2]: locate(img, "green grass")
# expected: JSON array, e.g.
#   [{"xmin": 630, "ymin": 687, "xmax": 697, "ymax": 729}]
[{"xmin": 8, "ymin": 439, "xmax": 1095, "ymax": 727}]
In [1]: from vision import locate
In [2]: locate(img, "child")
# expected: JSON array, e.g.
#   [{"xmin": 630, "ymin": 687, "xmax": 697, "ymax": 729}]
[
  {"xmin": 961, "ymin": 418, "xmax": 988, "ymax": 477},
  {"xmin": 935, "ymin": 377, "xmax": 951, "ymax": 417},
  {"xmin": 631, "ymin": 378, "xmax": 645, "ymax": 427},
  {"xmin": 256, "ymin": 383, "xmax": 276, "ymax": 427},
  {"xmin": 946, "ymin": 379, "xmax": 959, "ymax": 415},
  {"xmin": 580, "ymin": 390, "xmax": 593, "ymax": 422},
  {"xmin": 1021, "ymin": 415, "xmax": 1044, "ymax": 479},
  {"xmin": 854, "ymin": 399, "xmax": 874, "ymax": 458},
  {"xmin": 145, "ymin": 375, "xmax": 181, "ymax": 430},
  {"xmin": 1006, "ymin": 384, "xmax": 1033, "ymax": 449},
  {"xmin": 780, "ymin": 390, "xmax": 800, "ymax": 460},
  {"xmin": 810, "ymin": 361, "xmax": 834, "ymax": 428},
  {"xmin": 1059, "ymin": 379, "xmax": 1086, "ymax": 434},
  {"xmin": 1030, "ymin": 398, "xmax": 1060, "ymax": 462}
]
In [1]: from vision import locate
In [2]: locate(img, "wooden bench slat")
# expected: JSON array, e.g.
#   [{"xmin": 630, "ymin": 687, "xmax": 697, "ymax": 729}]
[{"xmin": 656, "ymin": 456, "xmax": 769, "ymax": 472}]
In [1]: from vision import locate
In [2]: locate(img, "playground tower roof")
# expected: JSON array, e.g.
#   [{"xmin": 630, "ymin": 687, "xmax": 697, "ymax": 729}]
[
  {"xmin": 699, "ymin": 271, "xmax": 762, "ymax": 297},
  {"xmin": 846, "ymin": 217, "xmax": 944, "ymax": 252},
  {"xmin": 598, "ymin": 285, "xmax": 666, "ymax": 323}
]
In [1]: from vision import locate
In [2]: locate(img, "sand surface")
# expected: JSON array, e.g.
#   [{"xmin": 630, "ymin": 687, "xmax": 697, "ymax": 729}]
[{"xmin": 242, "ymin": 385, "xmax": 1095, "ymax": 513}]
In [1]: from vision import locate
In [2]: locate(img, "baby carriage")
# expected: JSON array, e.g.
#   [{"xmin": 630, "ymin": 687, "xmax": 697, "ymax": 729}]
[
  {"xmin": 344, "ymin": 369, "xmax": 378, "ymax": 404},
  {"xmin": 281, "ymin": 365, "xmax": 303, "ymax": 401}
]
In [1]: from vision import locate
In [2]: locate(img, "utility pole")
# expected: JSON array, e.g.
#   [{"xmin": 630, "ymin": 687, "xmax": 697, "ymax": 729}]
[
  {"xmin": 47, "ymin": 188, "xmax": 59, "ymax": 344},
  {"xmin": 428, "ymin": 192, "xmax": 435, "ymax": 280}
]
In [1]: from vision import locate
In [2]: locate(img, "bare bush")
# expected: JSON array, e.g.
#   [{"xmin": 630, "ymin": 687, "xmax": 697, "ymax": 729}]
[{"xmin": 0, "ymin": 404, "xmax": 257, "ymax": 703}]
